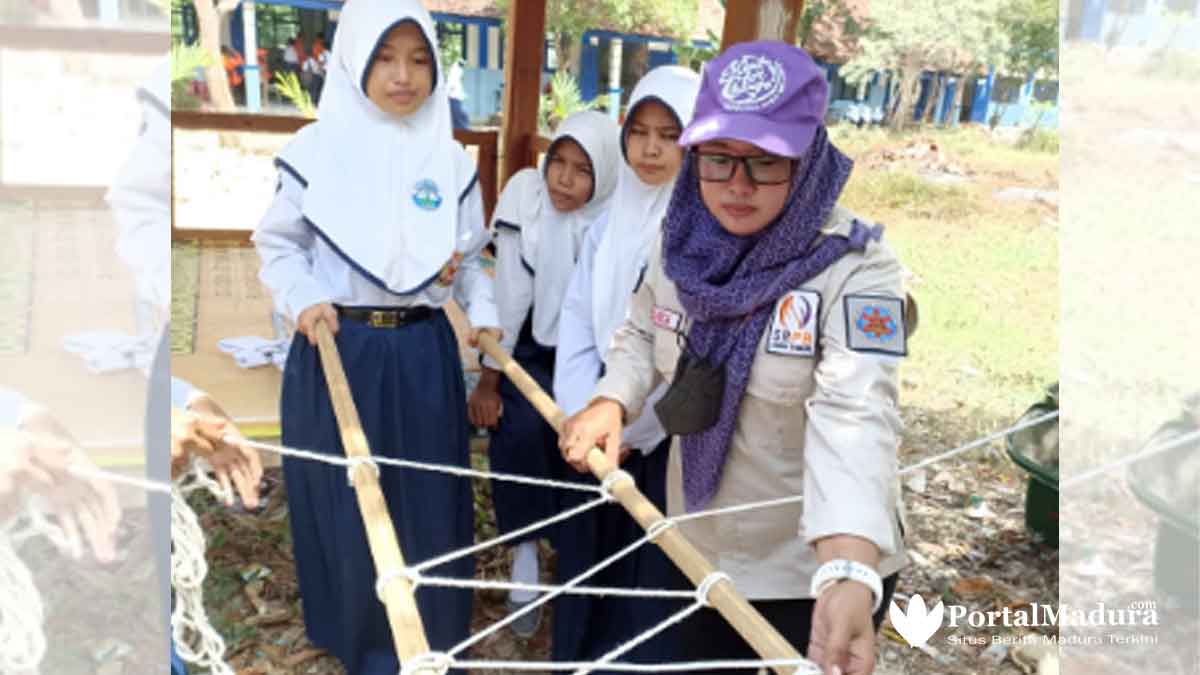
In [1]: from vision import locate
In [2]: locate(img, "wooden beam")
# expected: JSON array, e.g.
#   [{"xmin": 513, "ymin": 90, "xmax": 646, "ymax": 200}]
[
  {"xmin": 720, "ymin": 0, "xmax": 807, "ymax": 50},
  {"xmin": 0, "ymin": 184, "xmax": 107, "ymax": 203},
  {"xmin": 476, "ymin": 333, "xmax": 806, "ymax": 675},
  {"xmin": 472, "ymin": 131, "xmax": 499, "ymax": 224},
  {"xmin": 170, "ymin": 229, "xmax": 253, "ymax": 243},
  {"xmin": 498, "ymin": 0, "xmax": 546, "ymax": 188},
  {"xmin": 313, "ymin": 320, "xmax": 431, "ymax": 661},
  {"xmin": 0, "ymin": 24, "xmax": 167, "ymax": 54},
  {"xmin": 171, "ymin": 111, "xmax": 312, "ymax": 134}
]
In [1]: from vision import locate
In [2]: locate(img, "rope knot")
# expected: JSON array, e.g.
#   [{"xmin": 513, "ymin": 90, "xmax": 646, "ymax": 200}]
[
  {"xmin": 599, "ymin": 469, "xmax": 633, "ymax": 501},
  {"xmin": 646, "ymin": 518, "xmax": 676, "ymax": 541},
  {"xmin": 399, "ymin": 651, "xmax": 451, "ymax": 675},
  {"xmin": 695, "ymin": 571, "xmax": 732, "ymax": 608},
  {"xmin": 346, "ymin": 456, "xmax": 381, "ymax": 486},
  {"xmin": 375, "ymin": 567, "xmax": 420, "ymax": 602}
]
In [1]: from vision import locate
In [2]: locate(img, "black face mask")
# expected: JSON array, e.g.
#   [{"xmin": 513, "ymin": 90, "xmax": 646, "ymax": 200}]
[{"xmin": 653, "ymin": 335, "xmax": 725, "ymax": 436}]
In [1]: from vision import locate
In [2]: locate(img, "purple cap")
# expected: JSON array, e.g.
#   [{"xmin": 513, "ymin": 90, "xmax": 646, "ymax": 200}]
[{"xmin": 679, "ymin": 41, "xmax": 828, "ymax": 158}]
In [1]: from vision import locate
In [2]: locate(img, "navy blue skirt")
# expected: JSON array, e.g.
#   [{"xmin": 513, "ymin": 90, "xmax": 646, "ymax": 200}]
[
  {"xmin": 553, "ymin": 440, "xmax": 686, "ymax": 667},
  {"xmin": 280, "ymin": 310, "xmax": 473, "ymax": 675},
  {"xmin": 487, "ymin": 319, "xmax": 566, "ymax": 541}
]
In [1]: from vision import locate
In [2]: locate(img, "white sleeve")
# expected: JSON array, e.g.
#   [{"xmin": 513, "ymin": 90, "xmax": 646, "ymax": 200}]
[
  {"xmin": 481, "ymin": 225, "xmax": 532, "ymax": 370},
  {"xmin": 452, "ymin": 175, "xmax": 499, "ymax": 329},
  {"xmin": 554, "ymin": 218, "xmax": 606, "ymax": 415},
  {"xmin": 251, "ymin": 171, "xmax": 334, "ymax": 323},
  {"xmin": 108, "ymin": 93, "xmax": 171, "ymax": 312},
  {"xmin": 592, "ymin": 255, "xmax": 659, "ymax": 425}
]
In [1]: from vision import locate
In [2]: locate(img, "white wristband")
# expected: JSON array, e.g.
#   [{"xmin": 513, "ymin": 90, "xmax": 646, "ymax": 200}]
[{"xmin": 810, "ymin": 559, "xmax": 883, "ymax": 613}]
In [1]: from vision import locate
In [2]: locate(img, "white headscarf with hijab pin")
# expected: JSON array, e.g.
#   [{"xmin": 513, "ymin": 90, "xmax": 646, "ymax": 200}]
[
  {"xmin": 276, "ymin": 0, "xmax": 464, "ymax": 294},
  {"xmin": 511, "ymin": 109, "xmax": 620, "ymax": 346},
  {"xmin": 592, "ymin": 65, "xmax": 700, "ymax": 354}
]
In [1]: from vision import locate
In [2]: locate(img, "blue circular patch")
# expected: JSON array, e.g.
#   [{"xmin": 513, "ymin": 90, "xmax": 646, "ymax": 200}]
[{"xmin": 412, "ymin": 179, "xmax": 443, "ymax": 211}]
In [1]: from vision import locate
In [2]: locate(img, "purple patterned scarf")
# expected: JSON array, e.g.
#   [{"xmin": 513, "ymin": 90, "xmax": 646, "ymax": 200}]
[{"xmin": 662, "ymin": 126, "xmax": 882, "ymax": 511}]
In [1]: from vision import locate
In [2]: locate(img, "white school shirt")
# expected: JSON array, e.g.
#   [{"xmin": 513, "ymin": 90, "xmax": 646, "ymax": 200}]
[
  {"xmin": 481, "ymin": 170, "xmax": 606, "ymax": 371},
  {"xmin": 555, "ymin": 216, "xmax": 667, "ymax": 453},
  {"xmin": 253, "ymin": 148, "xmax": 498, "ymax": 330},
  {"xmin": 483, "ymin": 196, "xmax": 600, "ymax": 369},
  {"xmin": 109, "ymin": 57, "xmax": 171, "ymax": 318}
]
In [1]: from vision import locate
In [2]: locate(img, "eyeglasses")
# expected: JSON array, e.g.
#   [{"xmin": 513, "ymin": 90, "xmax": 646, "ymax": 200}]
[{"xmin": 694, "ymin": 152, "xmax": 794, "ymax": 186}]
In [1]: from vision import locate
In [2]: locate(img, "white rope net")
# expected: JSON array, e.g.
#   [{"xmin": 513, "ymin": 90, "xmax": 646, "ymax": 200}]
[{"xmin": 0, "ymin": 409, "xmax": 1073, "ymax": 674}]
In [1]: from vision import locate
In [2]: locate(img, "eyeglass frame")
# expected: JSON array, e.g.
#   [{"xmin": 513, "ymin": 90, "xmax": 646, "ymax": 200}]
[{"xmin": 691, "ymin": 151, "xmax": 797, "ymax": 186}]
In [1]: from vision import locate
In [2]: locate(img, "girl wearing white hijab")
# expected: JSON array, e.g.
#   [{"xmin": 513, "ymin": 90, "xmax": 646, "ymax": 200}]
[
  {"xmin": 252, "ymin": 1, "xmax": 499, "ymax": 672},
  {"xmin": 466, "ymin": 109, "xmax": 620, "ymax": 636},
  {"xmin": 552, "ymin": 65, "xmax": 701, "ymax": 664}
]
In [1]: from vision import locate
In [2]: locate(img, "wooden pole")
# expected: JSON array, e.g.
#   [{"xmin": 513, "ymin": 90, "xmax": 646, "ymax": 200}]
[
  {"xmin": 476, "ymin": 333, "xmax": 804, "ymax": 675},
  {"xmin": 720, "ymin": 0, "xmax": 807, "ymax": 51},
  {"xmin": 498, "ymin": 0, "xmax": 546, "ymax": 187},
  {"xmin": 313, "ymin": 321, "xmax": 430, "ymax": 661}
]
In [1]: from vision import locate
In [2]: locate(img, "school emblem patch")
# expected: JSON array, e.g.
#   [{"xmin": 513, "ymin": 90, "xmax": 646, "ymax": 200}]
[
  {"xmin": 718, "ymin": 54, "xmax": 787, "ymax": 112},
  {"xmin": 411, "ymin": 179, "xmax": 443, "ymax": 211},
  {"xmin": 767, "ymin": 290, "xmax": 820, "ymax": 357},
  {"xmin": 844, "ymin": 294, "xmax": 907, "ymax": 356}
]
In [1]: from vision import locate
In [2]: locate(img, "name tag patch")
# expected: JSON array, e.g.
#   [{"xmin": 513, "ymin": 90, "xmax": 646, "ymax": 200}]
[
  {"xmin": 652, "ymin": 305, "xmax": 683, "ymax": 332},
  {"xmin": 767, "ymin": 290, "xmax": 821, "ymax": 357},
  {"xmin": 844, "ymin": 294, "xmax": 907, "ymax": 356}
]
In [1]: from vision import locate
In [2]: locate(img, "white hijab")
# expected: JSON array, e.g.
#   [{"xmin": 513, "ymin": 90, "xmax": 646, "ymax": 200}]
[
  {"xmin": 276, "ymin": 0, "xmax": 461, "ymax": 294},
  {"xmin": 592, "ymin": 65, "xmax": 700, "ymax": 354},
  {"xmin": 516, "ymin": 110, "xmax": 620, "ymax": 346}
]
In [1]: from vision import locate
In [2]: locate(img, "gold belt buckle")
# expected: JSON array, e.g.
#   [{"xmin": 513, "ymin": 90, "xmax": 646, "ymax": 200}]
[{"xmin": 369, "ymin": 310, "xmax": 398, "ymax": 328}]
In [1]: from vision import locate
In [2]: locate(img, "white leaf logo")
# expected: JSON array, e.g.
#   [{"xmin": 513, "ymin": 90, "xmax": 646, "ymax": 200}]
[{"xmin": 889, "ymin": 594, "xmax": 944, "ymax": 648}]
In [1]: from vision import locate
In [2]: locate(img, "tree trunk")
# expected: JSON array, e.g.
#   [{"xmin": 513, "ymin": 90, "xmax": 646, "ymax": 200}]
[
  {"xmin": 951, "ymin": 69, "xmax": 970, "ymax": 125},
  {"xmin": 889, "ymin": 67, "xmax": 920, "ymax": 132},
  {"xmin": 923, "ymin": 73, "xmax": 942, "ymax": 126},
  {"xmin": 192, "ymin": 0, "xmax": 236, "ymax": 113},
  {"xmin": 561, "ymin": 34, "xmax": 582, "ymax": 78}
]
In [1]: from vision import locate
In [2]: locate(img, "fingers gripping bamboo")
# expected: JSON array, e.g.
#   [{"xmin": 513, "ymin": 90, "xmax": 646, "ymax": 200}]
[
  {"xmin": 477, "ymin": 332, "xmax": 802, "ymax": 675},
  {"xmin": 314, "ymin": 320, "xmax": 430, "ymax": 660}
]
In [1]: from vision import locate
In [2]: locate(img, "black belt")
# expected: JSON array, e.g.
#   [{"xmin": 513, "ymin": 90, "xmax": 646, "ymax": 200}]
[{"xmin": 336, "ymin": 305, "xmax": 435, "ymax": 328}]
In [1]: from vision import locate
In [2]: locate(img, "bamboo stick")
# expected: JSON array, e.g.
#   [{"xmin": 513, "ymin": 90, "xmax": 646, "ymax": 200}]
[
  {"xmin": 476, "ymin": 332, "xmax": 803, "ymax": 674},
  {"xmin": 313, "ymin": 320, "xmax": 430, "ymax": 660}
]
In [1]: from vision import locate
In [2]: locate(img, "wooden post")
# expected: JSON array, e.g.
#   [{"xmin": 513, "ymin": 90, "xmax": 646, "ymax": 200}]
[
  {"xmin": 720, "ymin": 0, "xmax": 807, "ymax": 50},
  {"xmin": 498, "ymin": 0, "xmax": 546, "ymax": 187},
  {"xmin": 313, "ymin": 321, "xmax": 431, "ymax": 661},
  {"xmin": 476, "ymin": 333, "xmax": 805, "ymax": 675}
]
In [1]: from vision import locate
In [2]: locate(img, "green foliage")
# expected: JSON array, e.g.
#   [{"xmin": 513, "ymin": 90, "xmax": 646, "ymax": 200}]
[
  {"xmin": 797, "ymin": 0, "xmax": 864, "ymax": 50},
  {"xmin": 497, "ymin": 0, "xmax": 700, "ymax": 73},
  {"xmin": 672, "ymin": 28, "xmax": 720, "ymax": 70},
  {"xmin": 274, "ymin": 71, "xmax": 316, "ymax": 118},
  {"xmin": 170, "ymin": 42, "xmax": 211, "ymax": 111},
  {"xmin": 999, "ymin": 0, "xmax": 1059, "ymax": 78},
  {"xmin": 439, "ymin": 32, "xmax": 464, "ymax": 71},
  {"xmin": 848, "ymin": 171, "xmax": 978, "ymax": 222},
  {"xmin": 841, "ymin": 0, "xmax": 1057, "ymax": 128},
  {"xmin": 1016, "ymin": 128, "xmax": 1059, "ymax": 154},
  {"xmin": 539, "ymin": 70, "xmax": 597, "ymax": 132},
  {"xmin": 842, "ymin": 0, "xmax": 1011, "ymax": 86}
]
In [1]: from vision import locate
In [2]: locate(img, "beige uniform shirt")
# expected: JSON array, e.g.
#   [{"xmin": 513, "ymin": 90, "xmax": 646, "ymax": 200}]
[{"xmin": 594, "ymin": 205, "xmax": 909, "ymax": 600}]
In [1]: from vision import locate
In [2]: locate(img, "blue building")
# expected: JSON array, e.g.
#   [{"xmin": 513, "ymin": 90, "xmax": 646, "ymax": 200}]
[{"xmin": 1066, "ymin": 0, "xmax": 1200, "ymax": 49}]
